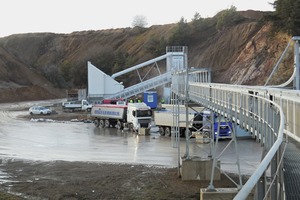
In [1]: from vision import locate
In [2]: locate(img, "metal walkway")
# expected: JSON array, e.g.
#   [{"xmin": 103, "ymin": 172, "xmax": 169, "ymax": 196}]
[
  {"xmin": 106, "ymin": 71, "xmax": 172, "ymax": 100},
  {"xmin": 284, "ymin": 138, "xmax": 300, "ymax": 200}
]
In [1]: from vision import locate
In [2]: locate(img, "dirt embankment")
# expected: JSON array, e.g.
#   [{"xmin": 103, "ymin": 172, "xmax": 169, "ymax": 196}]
[{"xmin": 0, "ymin": 85, "xmax": 64, "ymax": 103}]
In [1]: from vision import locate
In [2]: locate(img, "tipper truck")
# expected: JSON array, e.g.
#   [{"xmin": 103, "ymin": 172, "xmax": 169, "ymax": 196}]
[
  {"xmin": 154, "ymin": 105, "xmax": 232, "ymax": 138},
  {"xmin": 91, "ymin": 102, "xmax": 152, "ymax": 131},
  {"xmin": 154, "ymin": 107, "xmax": 203, "ymax": 136}
]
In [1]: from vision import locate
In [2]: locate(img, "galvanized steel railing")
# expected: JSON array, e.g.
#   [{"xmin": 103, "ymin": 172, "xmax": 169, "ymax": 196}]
[
  {"xmin": 106, "ymin": 71, "xmax": 172, "ymax": 100},
  {"xmin": 172, "ymin": 69, "xmax": 286, "ymax": 199}
]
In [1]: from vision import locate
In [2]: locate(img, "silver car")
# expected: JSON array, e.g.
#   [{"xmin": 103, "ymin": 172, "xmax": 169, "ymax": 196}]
[{"xmin": 29, "ymin": 106, "xmax": 51, "ymax": 115}]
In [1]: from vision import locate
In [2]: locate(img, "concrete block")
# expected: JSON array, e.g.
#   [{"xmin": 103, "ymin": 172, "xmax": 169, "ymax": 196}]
[
  {"xmin": 181, "ymin": 157, "xmax": 220, "ymax": 181},
  {"xmin": 195, "ymin": 132, "xmax": 210, "ymax": 144},
  {"xmin": 200, "ymin": 188, "xmax": 253, "ymax": 200},
  {"xmin": 139, "ymin": 128, "xmax": 150, "ymax": 135}
]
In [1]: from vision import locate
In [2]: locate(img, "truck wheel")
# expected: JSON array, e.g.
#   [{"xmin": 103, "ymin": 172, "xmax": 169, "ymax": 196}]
[
  {"xmin": 94, "ymin": 119, "xmax": 100, "ymax": 127},
  {"xmin": 99, "ymin": 120, "xmax": 105, "ymax": 128},
  {"xmin": 129, "ymin": 124, "xmax": 134, "ymax": 131},
  {"xmin": 165, "ymin": 127, "xmax": 171, "ymax": 136},
  {"xmin": 186, "ymin": 129, "xmax": 192, "ymax": 137},
  {"xmin": 87, "ymin": 108, "xmax": 91, "ymax": 112},
  {"xmin": 159, "ymin": 127, "xmax": 165, "ymax": 136},
  {"xmin": 116, "ymin": 121, "xmax": 123, "ymax": 130},
  {"xmin": 204, "ymin": 131, "xmax": 210, "ymax": 138},
  {"xmin": 105, "ymin": 119, "xmax": 110, "ymax": 128}
]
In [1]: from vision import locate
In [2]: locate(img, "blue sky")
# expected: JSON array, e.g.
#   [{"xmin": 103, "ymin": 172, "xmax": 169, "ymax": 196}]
[{"xmin": 0, "ymin": 0, "xmax": 274, "ymax": 37}]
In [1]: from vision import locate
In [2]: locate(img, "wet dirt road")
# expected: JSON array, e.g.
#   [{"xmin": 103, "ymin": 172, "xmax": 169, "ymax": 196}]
[
  {"xmin": 0, "ymin": 100, "xmax": 262, "ymax": 173},
  {"xmin": 0, "ymin": 116, "xmax": 177, "ymax": 167}
]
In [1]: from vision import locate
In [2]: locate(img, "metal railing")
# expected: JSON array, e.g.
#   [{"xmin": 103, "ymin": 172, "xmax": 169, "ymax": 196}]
[
  {"xmin": 106, "ymin": 71, "xmax": 172, "ymax": 100},
  {"xmin": 172, "ymin": 69, "xmax": 287, "ymax": 199}
]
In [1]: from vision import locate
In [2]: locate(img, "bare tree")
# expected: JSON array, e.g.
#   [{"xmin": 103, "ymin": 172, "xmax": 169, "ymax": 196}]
[{"xmin": 132, "ymin": 15, "xmax": 148, "ymax": 28}]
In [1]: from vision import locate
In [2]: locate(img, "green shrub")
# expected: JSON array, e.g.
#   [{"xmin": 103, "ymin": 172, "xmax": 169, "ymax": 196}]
[{"xmin": 216, "ymin": 6, "xmax": 244, "ymax": 30}]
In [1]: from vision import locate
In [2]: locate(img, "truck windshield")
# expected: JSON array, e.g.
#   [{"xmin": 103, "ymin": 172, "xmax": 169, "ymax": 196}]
[
  {"xmin": 136, "ymin": 110, "xmax": 152, "ymax": 117},
  {"xmin": 215, "ymin": 115, "xmax": 226, "ymax": 122}
]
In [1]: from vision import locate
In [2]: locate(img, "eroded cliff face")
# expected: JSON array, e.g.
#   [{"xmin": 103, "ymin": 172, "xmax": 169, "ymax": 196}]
[
  {"xmin": 189, "ymin": 22, "xmax": 292, "ymax": 86},
  {"xmin": 223, "ymin": 23, "xmax": 292, "ymax": 85},
  {"xmin": 0, "ymin": 43, "xmax": 64, "ymax": 103},
  {"xmin": 0, "ymin": 11, "xmax": 294, "ymax": 102}
]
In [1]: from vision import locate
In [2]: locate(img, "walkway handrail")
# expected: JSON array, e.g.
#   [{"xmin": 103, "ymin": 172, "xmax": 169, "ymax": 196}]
[
  {"xmin": 234, "ymin": 99, "xmax": 284, "ymax": 199},
  {"xmin": 106, "ymin": 71, "xmax": 172, "ymax": 100},
  {"xmin": 171, "ymin": 69, "xmax": 286, "ymax": 199}
]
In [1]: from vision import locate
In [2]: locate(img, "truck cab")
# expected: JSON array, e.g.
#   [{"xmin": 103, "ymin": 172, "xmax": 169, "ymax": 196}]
[
  {"xmin": 202, "ymin": 110, "xmax": 232, "ymax": 139},
  {"xmin": 127, "ymin": 103, "xmax": 152, "ymax": 130},
  {"xmin": 81, "ymin": 100, "xmax": 92, "ymax": 111},
  {"xmin": 62, "ymin": 99, "xmax": 92, "ymax": 111}
]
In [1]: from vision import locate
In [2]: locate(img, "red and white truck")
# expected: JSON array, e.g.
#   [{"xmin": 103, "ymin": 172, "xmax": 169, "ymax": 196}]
[{"xmin": 91, "ymin": 102, "xmax": 152, "ymax": 130}]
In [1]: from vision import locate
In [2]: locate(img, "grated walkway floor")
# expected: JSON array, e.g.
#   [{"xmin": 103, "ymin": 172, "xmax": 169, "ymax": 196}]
[{"xmin": 283, "ymin": 138, "xmax": 300, "ymax": 200}]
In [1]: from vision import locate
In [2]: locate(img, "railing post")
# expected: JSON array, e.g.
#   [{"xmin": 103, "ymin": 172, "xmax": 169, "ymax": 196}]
[
  {"xmin": 256, "ymin": 177, "xmax": 266, "ymax": 199},
  {"xmin": 271, "ymin": 153, "xmax": 278, "ymax": 199},
  {"xmin": 293, "ymin": 37, "xmax": 300, "ymax": 90},
  {"xmin": 184, "ymin": 68, "xmax": 190, "ymax": 158}
]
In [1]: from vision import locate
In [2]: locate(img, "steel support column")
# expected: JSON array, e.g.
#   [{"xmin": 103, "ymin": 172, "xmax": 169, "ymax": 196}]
[{"xmin": 294, "ymin": 37, "xmax": 300, "ymax": 90}]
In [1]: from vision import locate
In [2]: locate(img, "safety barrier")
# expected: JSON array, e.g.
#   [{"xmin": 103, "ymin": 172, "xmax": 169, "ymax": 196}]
[{"xmin": 172, "ymin": 69, "xmax": 287, "ymax": 199}]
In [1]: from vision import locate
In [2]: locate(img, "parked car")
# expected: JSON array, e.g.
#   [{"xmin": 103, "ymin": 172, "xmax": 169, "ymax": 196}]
[{"xmin": 29, "ymin": 106, "xmax": 51, "ymax": 115}]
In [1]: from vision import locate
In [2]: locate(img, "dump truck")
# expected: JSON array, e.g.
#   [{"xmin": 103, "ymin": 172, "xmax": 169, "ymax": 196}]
[
  {"xmin": 154, "ymin": 106, "xmax": 203, "ymax": 137},
  {"xmin": 62, "ymin": 99, "xmax": 92, "ymax": 112},
  {"xmin": 91, "ymin": 102, "xmax": 152, "ymax": 131},
  {"xmin": 154, "ymin": 105, "xmax": 232, "ymax": 138}
]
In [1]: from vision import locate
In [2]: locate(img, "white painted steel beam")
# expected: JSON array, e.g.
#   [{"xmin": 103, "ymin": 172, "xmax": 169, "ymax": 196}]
[{"xmin": 111, "ymin": 54, "xmax": 170, "ymax": 79}]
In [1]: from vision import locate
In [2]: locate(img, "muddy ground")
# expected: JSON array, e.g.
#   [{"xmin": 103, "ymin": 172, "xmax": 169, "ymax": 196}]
[
  {"xmin": 0, "ymin": 107, "xmax": 247, "ymax": 200},
  {"xmin": 0, "ymin": 159, "xmax": 247, "ymax": 200}
]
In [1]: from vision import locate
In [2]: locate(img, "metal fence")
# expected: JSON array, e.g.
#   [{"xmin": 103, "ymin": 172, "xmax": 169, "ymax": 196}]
[{"xmin": 172, "ymin": 69, "xmax": 287, "ymax": 199}]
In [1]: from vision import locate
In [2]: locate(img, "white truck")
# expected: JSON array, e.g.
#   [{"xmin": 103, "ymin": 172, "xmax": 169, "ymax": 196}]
[
  {"xmin": 154, "ymin": 108, "xmax": 203, "ymax": 136},
  {"xmin": 62, "ymin": 99, "xmax": 92, "ymax": 112},
  {"xmin": 91, "ymin": 102, "xmax": 152, "ymax": 131},
  {"xmin": 154, "ymin": 105, "xmax": 232, "ymax": 139}
]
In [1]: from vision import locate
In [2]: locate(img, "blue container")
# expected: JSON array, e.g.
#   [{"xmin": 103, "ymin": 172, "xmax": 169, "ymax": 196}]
[{"xmin": 143, "ymin": 91, "xmax": 157, "ymax": 109}]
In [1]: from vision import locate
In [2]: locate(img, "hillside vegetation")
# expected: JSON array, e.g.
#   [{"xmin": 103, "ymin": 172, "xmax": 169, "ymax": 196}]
[{"xmin": 0, "ymin": 9, "xmax": 294, "ymax": 103}]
